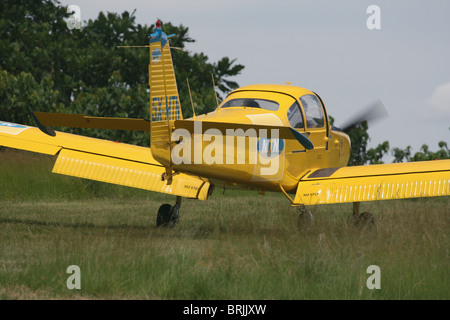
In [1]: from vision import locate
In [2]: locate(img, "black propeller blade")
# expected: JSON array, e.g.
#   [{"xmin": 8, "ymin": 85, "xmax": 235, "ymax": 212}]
[{"xmin": 337, "ymin": 99, "xmax": 388, "ymax": 133}]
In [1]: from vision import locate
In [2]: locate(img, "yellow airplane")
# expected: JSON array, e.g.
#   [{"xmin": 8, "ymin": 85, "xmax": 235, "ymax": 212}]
[{"xmin": 1, "ymin": 21, "xmax": 449, "ymax": 227}]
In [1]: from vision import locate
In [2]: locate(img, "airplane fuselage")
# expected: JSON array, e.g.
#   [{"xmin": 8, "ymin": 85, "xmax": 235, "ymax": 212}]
[{"xmin": 169, "ymin": 84, "xmax": 351, "ymax": 193}]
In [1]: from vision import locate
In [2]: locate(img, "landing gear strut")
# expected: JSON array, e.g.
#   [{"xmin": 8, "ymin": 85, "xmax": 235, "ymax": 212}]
[
  {"xmin": 348, "ymin": 202, "xmax": 374, "ymax": 228},
  {"xmin": 156, "ymin": 196, "xmax": 182, "ymax": 227},
  {"xmin": 298, "ymin": 204, "xmax": 313, "ymax": 229}
]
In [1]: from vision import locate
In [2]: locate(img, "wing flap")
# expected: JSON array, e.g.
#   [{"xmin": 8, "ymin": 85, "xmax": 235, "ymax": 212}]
[
  {"xmin": 175, "ymin": 119, "xmax": 296, "ymax": 139},
  {"xmin": 295, "ymin": 160, "xmax": 450, "ymax": 205}
]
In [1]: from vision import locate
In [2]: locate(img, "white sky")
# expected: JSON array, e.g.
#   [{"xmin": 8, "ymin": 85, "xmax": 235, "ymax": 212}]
[{"xmin": 59, "ymin": 0, "xmax": 450, "ymax": 160}]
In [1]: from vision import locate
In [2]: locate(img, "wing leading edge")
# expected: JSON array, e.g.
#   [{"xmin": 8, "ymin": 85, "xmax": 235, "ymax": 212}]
[
  {"xmin": 0, "ymin": 121, "xmax": 211, "ymax": 200},
  {"xmin": 294, "ymin": 160, "xmax": 450, "ymax": 205}
]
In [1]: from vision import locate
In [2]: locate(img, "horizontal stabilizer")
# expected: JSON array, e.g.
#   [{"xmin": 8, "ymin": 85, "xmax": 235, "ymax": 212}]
[
  {"xmin": 174, "ymin": 120, "xmax": 314, "ymax": 149},
  {"xmin": 33, "ymin": 112, "xmax": 150, "ymax": 131}
]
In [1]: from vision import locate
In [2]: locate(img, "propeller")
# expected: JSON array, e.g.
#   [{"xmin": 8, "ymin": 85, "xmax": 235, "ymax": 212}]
[{"xmin": 336, "ymin": 99, "xmax": 388, "ymax": 133}]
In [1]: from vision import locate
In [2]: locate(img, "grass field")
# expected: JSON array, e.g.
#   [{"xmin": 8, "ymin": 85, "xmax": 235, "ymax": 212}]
[{"xmin": 0, "ymin": 149, "xmax": 448, "ymax": 299}]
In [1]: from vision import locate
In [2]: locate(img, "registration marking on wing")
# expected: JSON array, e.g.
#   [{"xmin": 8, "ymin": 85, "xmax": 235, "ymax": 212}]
[{"xmin": 0, "ymin": 121, "xmax": 30, "ymax": 135}]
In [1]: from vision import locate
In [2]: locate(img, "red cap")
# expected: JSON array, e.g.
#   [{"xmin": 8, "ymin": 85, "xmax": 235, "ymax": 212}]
[{"xmin": 156, "ymin": 20, "xmax": 161, "ymax": 28}]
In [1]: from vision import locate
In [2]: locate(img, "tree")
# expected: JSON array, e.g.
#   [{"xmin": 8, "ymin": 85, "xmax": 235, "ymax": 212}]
[
  {"xmin": 392, "ymin": 145, "xmax": 412, "ymax": 163},
  {"xmin": 391, "ymin": 128, "xmax": 450, "ymax": 162},
  {"xmin": 344, "ymin": 121, "xmax": 370, "ymax": 166},
  {"xmin": 408, "ymin": 142, "xmax": 449, "ymax": 162},
  {"xmin": 0, "ymin": 0, "xmax": 244, "ymax": 146},
  {"xmin": 332, "ymin": 119, "xmax": 447, "ymax": 166},
  {"xmin": 0, "ymin": 70, "xmax": 63, "ymax": 125},
  {"xmin": 366, "ymin": 141, "xmax": 389, "ymax": 164}
]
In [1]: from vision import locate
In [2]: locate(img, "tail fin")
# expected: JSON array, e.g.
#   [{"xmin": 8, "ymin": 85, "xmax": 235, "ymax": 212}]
[{"xmin": 148, "ymin": 21, "xmax": 183, "ymax": 183}]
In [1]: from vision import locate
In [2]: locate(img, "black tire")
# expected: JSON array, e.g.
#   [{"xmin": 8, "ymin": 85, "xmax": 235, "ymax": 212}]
[
  {"xmin": 156, "ymin": 204, "xmax": 173, "ymax": 227},
  {"xmin": 358, "ymin": 212, "xmax": 375, "ymax": 229},
  {"xmin": 347, "ymin": 212, "xmax": 375, "ymax": 229}
]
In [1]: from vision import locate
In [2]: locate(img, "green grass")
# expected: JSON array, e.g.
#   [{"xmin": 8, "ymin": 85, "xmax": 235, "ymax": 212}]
[{"xmin": 0, "ymin": 149, "xmax": 449, "ymax": 299}]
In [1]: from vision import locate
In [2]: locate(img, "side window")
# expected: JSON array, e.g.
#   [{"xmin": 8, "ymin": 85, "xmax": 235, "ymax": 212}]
[
  {"xmin": 287, "ymin": 102, "xmax": 304, "ymax": 129},
  {"xmin": 300, "ymin": 94, "xmax": 324, "ymax": 128}
]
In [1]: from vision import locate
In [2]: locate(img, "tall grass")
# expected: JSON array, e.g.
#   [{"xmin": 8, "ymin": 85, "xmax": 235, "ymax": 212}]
[{"xmin": 0, "ymin": 149, "xmax": 448, "ymax": 299}]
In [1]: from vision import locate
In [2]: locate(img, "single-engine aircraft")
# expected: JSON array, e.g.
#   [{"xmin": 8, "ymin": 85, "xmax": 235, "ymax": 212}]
[{"xmin": 1, "ymin": 21, "xmax": 449, "ymax": 227}]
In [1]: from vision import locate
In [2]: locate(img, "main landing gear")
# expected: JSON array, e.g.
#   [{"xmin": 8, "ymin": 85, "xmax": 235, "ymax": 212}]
[
  {"xmin": 348, "ymin": 202, "xmax": 375, "ymax": 228},
  {"xmin": 297, "ymin": 202, "xmax": 375, "ymax": 229},
  {"xmin": 156, "ymin": 196, "xmax": 182, "ymax": 228}
]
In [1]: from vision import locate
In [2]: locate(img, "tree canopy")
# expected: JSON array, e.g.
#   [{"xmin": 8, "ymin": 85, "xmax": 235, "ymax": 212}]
[
  {"xmin": 0, "ymin": 0, "xmax": 244, "ymax": 145},
  {"xmin": 330, "ymin": 118, "xmax": 449, "ymax": 165}
]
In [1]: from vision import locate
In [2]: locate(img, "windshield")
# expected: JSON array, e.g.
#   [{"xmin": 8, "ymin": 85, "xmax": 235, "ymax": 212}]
[
  {"xmin": 300, "ymin": 94, "xmax": 324, "ymax": 128},
  {"xmin": 220, "ymin": 98, "xmax": 279, "ymax": 111}
]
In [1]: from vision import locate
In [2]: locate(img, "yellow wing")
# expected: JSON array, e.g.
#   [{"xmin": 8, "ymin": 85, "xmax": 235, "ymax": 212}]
[
  {"xmin": 0, "ymin": 121, "xmax": 210, "ymax": 200},
  {"xmin": 294, "ymin": 160, "xmax": 450, "ymax": 205}
]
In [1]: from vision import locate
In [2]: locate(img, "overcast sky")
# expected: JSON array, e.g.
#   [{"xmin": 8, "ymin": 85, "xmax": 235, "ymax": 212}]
[{"xmin": 59, "ymin": 0, "xmax": 450, "ymax": 160}]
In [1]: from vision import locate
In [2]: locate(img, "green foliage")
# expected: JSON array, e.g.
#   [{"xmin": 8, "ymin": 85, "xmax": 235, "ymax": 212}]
[
  {"xmin": 393, "ymin": 141, "xmax": 450, "ymax": 162},
  {"xmin": 0, "ymin": 0, "xmax": 244, "ymax": 146},
  {"xmin": 366, "ymin": 141, "xmax": 390, "ymax": 164},
  {"xmin": 344, "ymin": 121, "xmax": 370, "ymax": 166},
  {"xmin": 336, "ymin": 121, "xmax": 448, "ymax": 165},
  {"xmin": 0, "ymin": 70, "xmax": 63, "ymax": 126},
  {"xmin": 1, "ymin": 149, "xmax": 449, "ymax": 299},
  {"xmin": 392, "ymin": 145, "xmax": 412, "ymax": 163},
  {"xmin": 392, "ymin": 128, "xmax": 450, "ymax": 162}
]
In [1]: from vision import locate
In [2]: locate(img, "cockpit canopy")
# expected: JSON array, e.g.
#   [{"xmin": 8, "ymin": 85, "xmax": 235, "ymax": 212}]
[
  {"xmin": 220, "ymin": 98, "xmax": 279, "ymax": 111},
  {"xmin": 287, "ymin": 94, "xmax": 325, "ymax": 129},
  {"xmin": 219, "ymin": 85, "xmax": 328, "ymax": 131}
]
